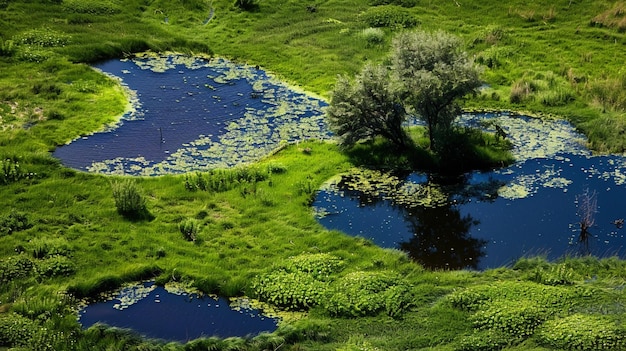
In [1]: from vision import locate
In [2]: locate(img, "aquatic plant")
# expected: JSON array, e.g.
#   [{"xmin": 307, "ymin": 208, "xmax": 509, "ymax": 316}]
[{"xmin": 576, "ymin": 188, "xmax": 598, "ymax": 252}]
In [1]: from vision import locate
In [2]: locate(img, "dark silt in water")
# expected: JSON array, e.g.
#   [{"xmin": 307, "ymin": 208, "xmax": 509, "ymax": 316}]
[{"xmin": 78, "ymin": 282, "xmax": 278, "ymax": 342}]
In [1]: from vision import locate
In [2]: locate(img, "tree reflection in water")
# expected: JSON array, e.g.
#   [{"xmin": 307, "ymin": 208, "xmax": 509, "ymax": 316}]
[
  {"xmin": 400, "ymin": 204, "xmax": 485, "ymax": 270},
  {"xmin": 327, "ymin": 172, "xmax": 502, "ymax": 270}
]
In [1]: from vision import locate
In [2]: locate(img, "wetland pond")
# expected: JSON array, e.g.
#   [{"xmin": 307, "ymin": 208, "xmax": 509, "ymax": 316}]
[
  {"xmin": 314, "ymin": 114, "xmax": 626, "ymax": 269},
  {"xmin": 54, "ymin": 53, "xmax": 330, "ymax": 175},
  {"xmin": 78, "ymin": 282, "xmax": 278, "ymax": 342}
]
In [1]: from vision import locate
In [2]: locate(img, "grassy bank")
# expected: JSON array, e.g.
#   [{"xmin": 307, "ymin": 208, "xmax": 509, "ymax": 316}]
[{"xmin": 1, "ymin": 0, "xmax": 626, "ymax": 350}]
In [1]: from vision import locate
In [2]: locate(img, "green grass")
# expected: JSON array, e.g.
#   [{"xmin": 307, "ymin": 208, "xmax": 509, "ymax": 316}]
[{"xmin": 2, "ymin": 0, "xmax": 626, "ymax": 350}]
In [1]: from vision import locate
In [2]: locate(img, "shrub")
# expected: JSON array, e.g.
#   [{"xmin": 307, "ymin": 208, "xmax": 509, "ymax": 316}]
[
  {"xmin": 253, "ymin": 271, "xmax": 328, "ymax": 310},
  {"xmin": 253, "ymin": 253, "xmax": 345, "ymax": 309},
  {"xmin": 0, "ymin": 255, "xmax": 34, "ymax": 284},
  {"xmin": 359, "ymin": 5, "xmax": 418, "ymax": 28},
  {"xmin": 472, "ymin": 299, "xmax": 549, "ymax": 338},
  {"xmin": 111, "ymin": 179, "xmax": 148, "ymax": 219},
  {"xmin": 234, "ymin": 0, "xmax": 258, "ymax": 11},
  {"xmin": 0, "ymin": 38, "xmax": 15, "ymax": 56},
  {"xmin": 35, "ymin": 255, "xmax": 76, "ymax": 278},
  {"xmin": 0, "ymin": 312, "xmax": 38, "ymax": 347},
  {"xmin": 456, "ymin": 329, "xmax": 512, "ymax": 351},
  {"xmin": 62, "ymin": 0, "xmax": 121, "ymax": 15},
  {"xmin": 178, "ymin": 218, "xmax": 199, "ymax": 242},
  {"xmin": 0, "ymin": 158, "xmax": 31, "ymax": 185},
  {"xmin": 13, "ymin": 28, "xmax": 70, "ymax": 47},
  {"xmin": 0, "ymin": 211, "xmax": 32, "ymax": 236},
  {"xmin": 282, "ymin": 253, "xmax": 345, "ymax": 281},
  {"xmin": 25, "ymin": 237, "xmax": 72, "ymax": 259},
  {"xmin": 537, "ymin": 314, "xmax": 626, "ymax": 350},
  {"xmin": 360, "ymin": 27, "xmax": 385, "ymax": 47},
  {"xmin": 324, "ymin": 271, "xmax": 413, "ymax": 317}
]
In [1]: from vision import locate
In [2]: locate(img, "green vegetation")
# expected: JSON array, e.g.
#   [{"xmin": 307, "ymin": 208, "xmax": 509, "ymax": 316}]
[{"xmin": 1, "ymin": 0, "xmax": 626, "ymax": 350}]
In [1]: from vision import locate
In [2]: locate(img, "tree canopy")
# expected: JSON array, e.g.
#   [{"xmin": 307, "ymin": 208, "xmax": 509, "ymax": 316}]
[
  {"xmin": 392, "ymin": 30, "xmax": 482, "ymax": 150},
  {"xmin": 326, "ymin": 63, "xmax": 408, "ymax": 148},
  {"xmin": 327, "ymin": 30, "xmax": 482, "ymax": 152}
]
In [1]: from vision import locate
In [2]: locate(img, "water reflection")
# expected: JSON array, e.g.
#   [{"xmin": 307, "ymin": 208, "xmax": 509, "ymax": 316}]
[
  {"xmin": 314, "ymin": 113, "xmax": 626, "ymax": 269},
  {"xmin": 79, "ymin": 282, "xmax": 278, "ymax": 342},
  {"xmin": 400, "ymin": 204, "xmax": 484, "ymax": 270}
]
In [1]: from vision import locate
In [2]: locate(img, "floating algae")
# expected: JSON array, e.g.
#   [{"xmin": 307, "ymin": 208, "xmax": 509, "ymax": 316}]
[
  {"xmin": 54, "ymin": 54, "xmax": 331, "ymax": 175},
  {"xmin": 315, "ymin": 113, "xmax": 626, "ymax": 269},
  {"xmin": 78, "ymin": 281, "xmax": 278, "ymax": 342}
]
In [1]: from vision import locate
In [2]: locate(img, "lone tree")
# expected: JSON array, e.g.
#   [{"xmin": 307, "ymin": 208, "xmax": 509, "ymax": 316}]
[
  {"xmin": 391, "ymin": 30, "xmax": 482, "ymax": 150},
  {"xmin": 327, "ymin": 30, "xmax": 481, "ymax": 152},
  {"xmin": 326, "ymin": 63, "xmax": 408, "ymax": 148}
]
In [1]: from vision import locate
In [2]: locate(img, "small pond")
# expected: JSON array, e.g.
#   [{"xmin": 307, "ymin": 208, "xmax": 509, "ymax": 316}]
[
  {"xmin": 53, "ymin": 53, "xmax": 330, "ymax": 175},
  {"xmin": 313, "ymin": 113, "xmax": 626, "ymax": 270},
  {"xmin": 78, "ymin": 282, "xmax": 278, "ymax": 342}
]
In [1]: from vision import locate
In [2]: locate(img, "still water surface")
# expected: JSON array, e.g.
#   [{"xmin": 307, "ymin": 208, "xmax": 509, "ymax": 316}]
[
  {"xmin": 79, "ymin": 282, "xmax": 278, "ymax": 342},
  {"xmin": 314, "ymin": 114, "xmax": 626, "ymax": 269}
]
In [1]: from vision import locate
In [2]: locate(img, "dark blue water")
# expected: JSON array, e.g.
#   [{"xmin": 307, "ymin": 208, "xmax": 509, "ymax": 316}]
[
  {"xmin": 79, "ymin": 282, "xmax": 278, "ymax": 342},
  {"xmin": 314, "ymin": 114, "xmax": 626, "ymax": 270},
  {"xmin": 53, "ymin": 55, "xmax": 329, "ymax": 175}
]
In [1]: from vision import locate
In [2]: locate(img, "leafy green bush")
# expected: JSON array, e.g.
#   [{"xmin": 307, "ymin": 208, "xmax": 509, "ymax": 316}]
[
  {"xmin": 0, "ymin": 211, "xmax": 31, "ymax": 236},
  {"xmin": 282, "ymin": 253, "xmax": 345, "ymax": 281},
  {"xmin": 62, "ymin": 0, "xmax": 121, "ymax": 15},
  {"xmin": 13, "ymin": 28, "xmax": 70, "ymax": 47},
  {"xmin": 456, "ymin": 329, "xmax": 511, "ymax": 351},
  {"xmin": 253, "ymin": 253, "xmax": 345, "ymax": 309},
  {"xmin": 25, "ymin": 237, "xmax": 72, "ymax": 259},
  {"xmin": 472, "ymin": 299, "xmax": 549, "ymax": 338},
  {"xmin": 15, "ymin": 46, "xmax": 53, "ymax": 62},
  {"xmin": 253, "ymin": 271, "xmax": 328, "ymax": 309},
  {"xmin": 445, "ymin": 281, "xmax": 595, "ymax": 345},
  {"xmin": 360, "ymin": 27, "xmax": 385, "ymax": 47},
  {"xmin": 0, "ymin": 312, "xmax": 38, "ymax": 347},
  {"xmin": 0, "ymin": 38, "xmax": 15, "ymax": 56},
  {"xmin": 111, "ymin": 179, "xmax": 148, "ymax": 219},
  {"xmin": 0, "ymin": 158, "xmax": 33, "ymax": 185},
  {"xmin": 35, "ymin": 255, "xmax": 76, "ymax": 278},
  {"xmin": 324, "ymin": 271, "xmax": 413, "ymax": 317},
  {"xmin": 359, "ymin": 6, "xmax": 418, "ymax": 28},
  {"xmin": 178, "ymin": 218, "xmax": 199, "ymax": 242},
  {"xmin": 537, "ymin": 314, "xmax": 626, "ymax": 350},
  {"xmin": 0, "ymin": 255, "xmax": 34, "ymax": 284}
]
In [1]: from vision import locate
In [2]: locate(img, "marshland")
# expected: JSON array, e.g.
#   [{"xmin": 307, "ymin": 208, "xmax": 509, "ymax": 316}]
[{"xmin": 1, "ymin": 0, "xmax": 626, "ymax": 350}]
